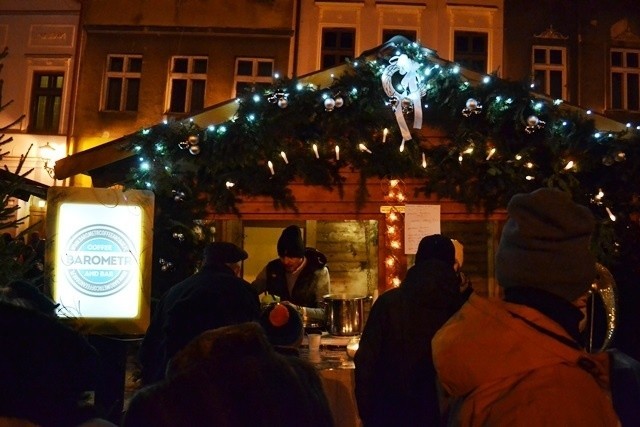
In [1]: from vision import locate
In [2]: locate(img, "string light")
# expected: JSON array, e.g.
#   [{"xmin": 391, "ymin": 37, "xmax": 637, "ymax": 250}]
[
  {"xmin": 280, "ymin": 151, "xmax": 289, "ymax": 164},
  {"xmin": 312, "ymin": 144, "xmax": 319, "ymax": 158},
  {"xmin": 359, "ymin": 143, "xmax": 372, "ymax": 153},
  {"xmin": 383, "ymin": 128, "xmax": 389, "ymax": 142},
  {"xmin": 335, "ymin": 145, "xmax": 340, "ymax": 160},
  {"xmin": 606, "ymin": 207, "xmax": 616, "ymax": 221},
  {"xmin": 267, "ymin": 160, "xmax": 275, "ymax": 175}
]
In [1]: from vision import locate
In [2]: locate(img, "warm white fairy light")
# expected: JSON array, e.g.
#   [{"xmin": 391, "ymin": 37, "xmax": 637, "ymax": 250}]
[
  {"xmin": 396, "ymin": 192, "xmax": 405, "ymax": 202},
  {"xmin": 268, "ymin": 160, "xmax": 275, "ymax": 175},
  {"xmin": 595, "ymin": 188, "xmax": 604, "ymax": 201},
  {"xmin": 526, "ymin": 162, "xmax": 534, "ymax": 168},
  {"xmin": 385, "ymin": 256, "xmax": 395, "ymax": 267},
  {"xmin": 225, "ymin": 181, "xmax": 235, "ymax": 188},
  {"xmin": 392, "ymin": 277, "xmax": 401, "ymax": 287},
  {"xmin": 463, "ymin": 146, "xmax": 474, "ymax": 154},
  {"xmin": 458, "ymin": 154, "xmax": 463, "ymax": 163},
  {"xmin": 387, "ymin": 225, "xmax": 396, "ymax": 234},
  {"xmin": 389, "ymin": 212, "xmax": 398, "ymax": 222},
  {"xmin": 280, "ymin": 151, "xmax": 289, "ymax": 164},
  {"xmin": 486, "ymin": 147, "xmax": 496, "ymax": 160},
  {"xmin": 383, "ymin": 128, "xmax": 389, "ymax": 142},
  {"xmin": 606, "ymin": 207, "xmax": 616, "ymax": 221},
  {"xmin": 312, "ymin": 144, "xmax": 319, "ymax": 158},
  {"xmin": 526, "ymin": 175, "xmax": 534, "ymax": 180},
  {"xmin": 335, "ymin": 145, "xmax": 340, "ymax": 160},
  {"xmin": 564, "ymin": 160, "xmax": 574, "ymax": 170},
  {"xmin": 390, "ymin": 240, "xmax": 401, "ymax": 250},
  {"xmin": 399, "ymin": 140, "xmax": 405, "ymax": 152},
  {"xmin": 359, "ymin": 143, "xmax": 372, "ymax": 153},
  {"xmin": 515, "ymin": 154, "xmax": 522, "ymax": 161},
  {"xmin": 422, "ymin": 153, "xmax": 427, "ymax": 168}
]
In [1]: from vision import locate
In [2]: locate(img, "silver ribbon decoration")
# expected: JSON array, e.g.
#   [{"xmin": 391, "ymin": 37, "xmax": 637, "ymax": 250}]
[{"xmin": 381, "ymin": 54, "xmax": 424, "ymax": 141}]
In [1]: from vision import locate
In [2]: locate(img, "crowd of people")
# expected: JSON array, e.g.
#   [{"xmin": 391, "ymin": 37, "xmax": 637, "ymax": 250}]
[{"xmin": 2, "ymin": 190, "xmax": 640, "ymax": 426}]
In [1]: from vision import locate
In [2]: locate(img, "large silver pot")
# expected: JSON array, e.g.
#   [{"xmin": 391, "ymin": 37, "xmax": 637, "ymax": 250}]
[{"xmin": 323, "ymin": 294, "xmax": 369, "ymax": 336}]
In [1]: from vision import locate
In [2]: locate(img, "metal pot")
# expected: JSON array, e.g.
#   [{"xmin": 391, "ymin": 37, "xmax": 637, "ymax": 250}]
[{"xmin": 323, "ymin": 293, "xmax": 369, "ymax": 336}]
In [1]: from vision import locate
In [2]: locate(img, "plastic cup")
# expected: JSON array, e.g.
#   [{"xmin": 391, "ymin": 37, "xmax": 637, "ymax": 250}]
[{"xmin": 308, "ymin": 333, "xmax": 321, "ymax": 351}]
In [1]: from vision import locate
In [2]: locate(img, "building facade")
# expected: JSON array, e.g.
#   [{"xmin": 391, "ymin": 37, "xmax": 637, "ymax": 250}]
[
  {"xmin": 503, "ymin": 0, "xmax": 640, "ymax": 126},
  {"xmin": 0, "ymin": 0, "xmax": 81, "ymax": 234}
]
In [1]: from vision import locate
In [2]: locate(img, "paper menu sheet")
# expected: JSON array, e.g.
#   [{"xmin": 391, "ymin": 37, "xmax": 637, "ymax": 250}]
[{"xmin": 404, "ymin": 204, "xmax": 441, "ymax": 254}]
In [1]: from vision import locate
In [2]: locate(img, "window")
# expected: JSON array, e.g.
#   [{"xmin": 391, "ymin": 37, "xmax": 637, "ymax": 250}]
[
  {"xmin": 234, "ymin": 58, "xmax": 274, "ymax": 96},
  {"xmin": 321, "ymin": 28, "xmax": 355, "ymax": 69},
  {"xmin": 29, "ymin": 72, "xmax": 64, "ymax": 134},
  {"xmin": 168, "ymin": 56, "xmax": 208, "ymax": 114},
  {"xmin": 453, "ymin": 31, "xmax": 488, "ymax": 74},
  {"xmin": 611, "ymin": 49, "xmax": 640, "ymax": 111},
  {"xmin": 532, "ymin": 46, "xmax": 567, "ymax": 100},
  {"xmin": 382, "ymin": 29, "xmax": 417, "ymax": 44},
  {"xmin": 103, "ymin": 55, "xmax": 142, "ymax": 112}
]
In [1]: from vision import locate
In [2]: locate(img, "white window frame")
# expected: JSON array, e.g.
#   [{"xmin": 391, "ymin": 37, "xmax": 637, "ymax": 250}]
[
  {"xmin": 102, "ymin": 54, "xmax": 142, "ymax": 112},
  {"xmin": 233, "ymin": 58, "xmax": 274, "ymax": 97},
  {"xmin": 166, "ymin": 56, "xmax": 208, "ymax": 114},
  {"xmin": 610, "ymin": 48, "xmax": 640, "ymax": 111},
  {"xmin": 531, "ymin": 45, "xmax": 567, "ymax": 100}
]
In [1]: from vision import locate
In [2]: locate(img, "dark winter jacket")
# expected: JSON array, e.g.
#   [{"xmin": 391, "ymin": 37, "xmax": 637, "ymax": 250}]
[
  {"xmin": 354, "ymin": 260, "xmax": 468, "ymax": 427},
  {"xmin": 262, "ymin": 247, "xmax": 329, "ymax": 308},
  {"xmin": 138, "ymin": 263, "xmax": 259, "ymax": 385}
]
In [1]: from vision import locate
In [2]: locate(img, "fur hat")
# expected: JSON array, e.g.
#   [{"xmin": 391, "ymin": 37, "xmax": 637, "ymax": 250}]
[
  {"xmin": 259, "ymin": 303, "xmax": 303, "ymax": 347},
  {"xmin": 415, "ymin": 234, "xmax": 455, "ymax": 266},
  {"xmin": 496, "ymin": 188, "xmax": 596, "ymax": 302},
  {"xmin": 203, "ymin": 242, "xmax": 248, "ymax": 265},
  {"xmin": 277, "ymin": 226, "xmax": 305, "ymax": 258}
]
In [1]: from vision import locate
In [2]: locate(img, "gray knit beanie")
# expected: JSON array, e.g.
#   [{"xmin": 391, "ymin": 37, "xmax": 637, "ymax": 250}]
[{"xmin": 496, "ymin": 188, "xmax": 596, "ymax": 302}]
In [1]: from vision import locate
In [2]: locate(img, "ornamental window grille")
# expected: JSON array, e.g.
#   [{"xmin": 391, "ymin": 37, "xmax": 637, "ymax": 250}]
[
  {"xmin": 167, "ymin": 56, "xmax": 207, "ymax": 114},
  {"xmin": 103, "ymin": 55, "xmax": 142, "ymax": 112}
]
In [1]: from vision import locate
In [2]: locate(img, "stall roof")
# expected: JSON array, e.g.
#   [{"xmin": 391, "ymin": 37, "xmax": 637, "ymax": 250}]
[{"xmin": 54, "ymin": 42, "xmax": 628, "ymax": 186}]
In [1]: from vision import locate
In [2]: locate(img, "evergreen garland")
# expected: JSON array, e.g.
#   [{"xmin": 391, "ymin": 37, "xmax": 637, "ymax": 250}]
[{"xmin": 125, "ymin": 38, "xmax": 640, "ymax": 276}]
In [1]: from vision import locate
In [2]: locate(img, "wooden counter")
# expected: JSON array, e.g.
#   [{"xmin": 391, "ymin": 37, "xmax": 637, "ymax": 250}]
[{"xmin": 300, "ymin": 339, "xmax": 362, "ymax": 427}]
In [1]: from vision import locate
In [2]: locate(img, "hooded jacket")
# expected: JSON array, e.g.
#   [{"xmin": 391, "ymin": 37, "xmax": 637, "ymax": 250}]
[
  {"xmin": 354, "ymin": 260, "xmax": 467, "ymax": 427},
  {"xmin": 261, "ymin": 247, "xmax": 329, "ymax": 308},
  {"xmin": 432, "ymin": 293, "xmax": 620, "ymax": 427}
]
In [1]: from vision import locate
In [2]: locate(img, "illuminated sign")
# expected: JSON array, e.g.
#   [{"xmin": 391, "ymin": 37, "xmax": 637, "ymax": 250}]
[{"xmin": 46, "ymin": 187, "xmax": 154, "ymax": 334}]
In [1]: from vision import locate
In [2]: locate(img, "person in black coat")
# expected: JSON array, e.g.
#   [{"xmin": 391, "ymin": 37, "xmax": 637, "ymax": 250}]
[
  {"xmin": 251, "ymin": 225, "xmax": 330, "ymax": 326},
  {"xmin": 354, "ymin": 234, "xmax": 471, "ymax": 427},
  {"xmin": 138, "ymin": 242, "xmax": 259, "ymax": 385}
]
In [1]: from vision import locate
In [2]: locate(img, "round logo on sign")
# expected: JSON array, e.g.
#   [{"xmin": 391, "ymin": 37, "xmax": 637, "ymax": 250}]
[{"xmin": 62, "ymin": 224, "xmax": 137, "ymax": 296}]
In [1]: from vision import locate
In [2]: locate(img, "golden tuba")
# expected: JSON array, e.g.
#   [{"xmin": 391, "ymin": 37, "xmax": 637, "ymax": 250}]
[{"xmin": 587, "ymin": 263, "xmax": 617, "ymax": 353}]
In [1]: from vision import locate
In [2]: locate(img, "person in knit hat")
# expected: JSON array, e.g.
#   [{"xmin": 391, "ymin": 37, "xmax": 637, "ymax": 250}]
[
  {"xmin": 139, "ymin": 241, "xmax": 259, "ymax": 385},
  {"xmin": 259, "ymin": 303, "xmax": 304, "ymax": 356},
  {"xmin": 432, "ymin": 188, "xmax": 619, "ymax": 426},
  {"xmin": 251, "ymin": 225, "xmax": 330, "ymax": 327},
  {"xmin": 355, "ymin": 233, "xmax": 470, "ymax": 427}
]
